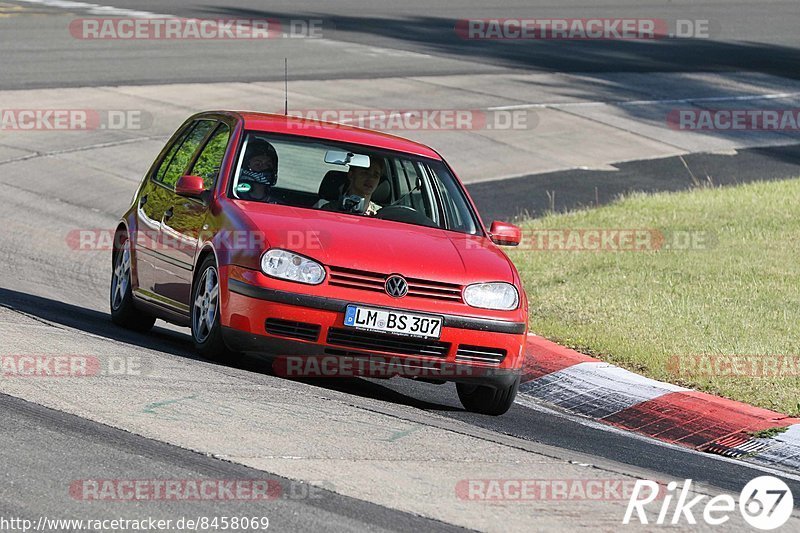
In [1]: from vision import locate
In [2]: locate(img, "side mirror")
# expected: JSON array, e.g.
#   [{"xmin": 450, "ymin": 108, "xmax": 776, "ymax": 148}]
[
  {"xmin": 175, "ymin": 175, "xmax": 206, "ymax": 199},
  {"xmin": 489, "ymin": 220, "xmax": 522, "ymax": 246}
]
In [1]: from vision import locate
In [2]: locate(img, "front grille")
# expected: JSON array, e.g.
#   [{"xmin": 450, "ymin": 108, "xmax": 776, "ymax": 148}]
[
  {"xmin": 456, "ymin": 345, "xmax": 507, "ymax": 365},
  {"xmin": 326, "ymin": 327, "xmax": 450, "ymax": 357},
  {"xmin": 265, "ymin": 318, "xmax": 321, "ymax": 342},
  {"xmin": 328, "ymin": 266, "xmax": 462, "ymax": 302},
  {"xmin": 324, "ymin": 348, "xmax": 371, "ymax": 358}
]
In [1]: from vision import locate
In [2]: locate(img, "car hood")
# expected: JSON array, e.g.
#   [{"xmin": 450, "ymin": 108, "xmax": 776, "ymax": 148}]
[{"xmin": 238, "ymin": 203, "xmax": 515, "ymax": 285}]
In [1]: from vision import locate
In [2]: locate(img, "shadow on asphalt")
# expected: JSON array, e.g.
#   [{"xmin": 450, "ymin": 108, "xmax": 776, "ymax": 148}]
[
  {"xmin": 0, "ymin": 286, "xmax": 202, "ymax": 361},
  {"xmin": 202, "ymin": 8, "xmax": 800, "ymax": 80},
  {"xmin": 3, "ymin": 287, "xmax": 800, "ymax": 500},
  {"xmin": 0, "ymin": 286, "xmax": 460, "ymax": 412},
  {"xmin": 202, "ymin": 7, "xmax": 800, "ymax": 222},
  {"xmin": 467, "ymin": 143, "xmax": 800, "ymax": 221}
]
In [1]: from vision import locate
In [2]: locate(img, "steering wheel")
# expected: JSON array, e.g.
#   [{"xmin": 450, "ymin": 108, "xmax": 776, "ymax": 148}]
[
  {"xmin": 374, "ymin": 205, "xmax": 438, "ymax": 227},
  {"xmin": 377, "ymin": 205, "xmax": 416, "ymax": 214}
]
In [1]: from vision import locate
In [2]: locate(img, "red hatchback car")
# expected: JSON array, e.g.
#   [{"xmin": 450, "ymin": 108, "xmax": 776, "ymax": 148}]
[{"xmin": 111, "ymin": 111, "xmax": 528, "ymax": 415}]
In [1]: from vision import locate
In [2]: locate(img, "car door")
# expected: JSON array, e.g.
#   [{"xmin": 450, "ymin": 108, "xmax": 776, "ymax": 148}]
[
  {"xmin": 134, "ymin": 122, "xmax": 194, "ymax": 297},
  {"xmin": 160, "ymin": 122, "xmax": 231, "ymax": 308},
  {"xmin": 140, "ymin": 119, "xmax": 216, "ymax": 313}
]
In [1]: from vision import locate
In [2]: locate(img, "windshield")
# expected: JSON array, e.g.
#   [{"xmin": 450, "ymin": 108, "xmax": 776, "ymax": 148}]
[{"xmin": 229, "ymin": 132, "xmax": 480, "ymax": 235}]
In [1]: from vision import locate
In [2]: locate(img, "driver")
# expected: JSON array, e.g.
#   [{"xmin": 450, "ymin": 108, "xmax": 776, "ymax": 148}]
[
  {"xmin": 236, "ymin": 140, "xmax": 278, "ymax": 201},
  {"xmin": 323, "ymin": 157, "xmax": 384, "ymax": 215}
]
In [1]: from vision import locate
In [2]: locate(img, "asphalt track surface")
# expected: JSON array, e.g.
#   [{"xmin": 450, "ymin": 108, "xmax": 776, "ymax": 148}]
[
  {"xmin": 0, "ymin": 393, "xmax": 466, "ymax": 532},
  {"xmin": 2, "ymin": 0, "xmax": 800, "ymax": 89},
  {"xmin": 1, "ymin": 0, "xmax": 799, "ymax": 531},
  {"xmin": 467, "ymin": 143, "xmax": 800, "ymax": 222}
]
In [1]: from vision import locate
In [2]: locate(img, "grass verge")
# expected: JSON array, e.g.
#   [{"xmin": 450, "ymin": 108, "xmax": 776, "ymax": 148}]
[{"xmin": 508, "ymin": 179, "xmax": 800, "ymax": 416}]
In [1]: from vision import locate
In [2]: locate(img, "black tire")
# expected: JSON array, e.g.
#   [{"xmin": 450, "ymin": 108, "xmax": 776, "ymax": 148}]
[
  {"xmin": 190, "ymin": 255, "xmax": 234, "ymax": 362},
  {"xmin": 456, "ymin": 375, "xmax": 520, "ymax": 416},
  {"xmin": 110, "ymin": 231, "xmax": 156, "ymax": 333}
]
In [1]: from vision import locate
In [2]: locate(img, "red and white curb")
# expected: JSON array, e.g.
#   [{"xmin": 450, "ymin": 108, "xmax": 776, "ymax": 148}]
[{"xmin": 519, "ymin": 334, "xmax": 800, "ymax": 472}]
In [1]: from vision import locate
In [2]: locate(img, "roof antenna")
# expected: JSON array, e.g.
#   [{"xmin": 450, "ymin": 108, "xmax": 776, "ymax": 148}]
[{"xmin": 284, "ymin": 58, "xmax": 288, "ymax": 115}]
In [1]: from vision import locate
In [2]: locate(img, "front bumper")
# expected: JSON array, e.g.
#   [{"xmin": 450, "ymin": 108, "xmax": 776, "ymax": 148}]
[{"xmin": 220, "ymin": 269, "xmax": 527, "ymax": 388}]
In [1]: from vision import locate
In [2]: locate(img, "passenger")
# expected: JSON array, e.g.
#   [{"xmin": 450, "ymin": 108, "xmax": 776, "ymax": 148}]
[{"xmin": 236, "ymin": 140, "xmax": 278, "ymax": 201}]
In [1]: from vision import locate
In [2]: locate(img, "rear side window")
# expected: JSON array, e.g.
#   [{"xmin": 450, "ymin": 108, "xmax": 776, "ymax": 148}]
[
  {"xmin": 153, "ymin": 127, "xmax": 191, "ymax": 183},
  {"xmin": 155, "ymin": 120, "xmax": 216, "ymax": 188},
  {"xmin": 191, "ymin": 124, "xmax": 231, "ymax": 189}
]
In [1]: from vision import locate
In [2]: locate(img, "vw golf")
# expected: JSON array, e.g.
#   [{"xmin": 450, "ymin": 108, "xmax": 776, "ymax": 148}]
[{"xmin": 111, "ymin": 111, "xmax": 528, "ymax": 415}]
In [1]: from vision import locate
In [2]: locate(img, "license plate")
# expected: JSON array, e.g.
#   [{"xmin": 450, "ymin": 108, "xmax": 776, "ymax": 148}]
[{"xmin": 344, "ymin": 305, "xmax": 443, "ymax": 339}]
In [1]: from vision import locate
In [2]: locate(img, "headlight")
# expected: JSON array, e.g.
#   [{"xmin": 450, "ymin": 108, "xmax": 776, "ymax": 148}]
[
  {"xmin": 261, "ymin": 249, "xmax": 326, "ymax": 285},
  {"xmin": 463, "ymin": 282, "xmax": 519, "ymax": 310}
]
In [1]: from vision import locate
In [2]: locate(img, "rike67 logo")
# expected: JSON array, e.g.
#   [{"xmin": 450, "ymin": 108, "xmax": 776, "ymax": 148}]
[{"xmin": 624, "ymin": 476, "xmax": 794, "ymax": 530}]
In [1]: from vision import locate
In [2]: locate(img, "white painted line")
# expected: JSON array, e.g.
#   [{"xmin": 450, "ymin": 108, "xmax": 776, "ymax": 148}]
[
  {"xmin": 618, "ymin": 92, "xmax": 800, "ymax": 106},
  {"xmin": 0, "ymin": 136, "xmax": 164, "ymax": 167},
  {"xmin": 776, "ymin": 423, "xmax": 800, "ymax": 445},
  {"xmin": 747, "ymin": 425, "xmax": 800, "ymax": 472},
  {"xmin": 518, "ymin": 361, "xmax": 688, "ymax": 419},
  {"xmin": 514, "ymin": 393, "xmax": 800, "ymax": 483},
  {"xmin": 304, "ymin": 38, "xmax": 435, "ymax": 60},
  {"xmin": 13, "ymin": 0, "xmax": 170, "ymax": 17},
  {"xmin": 517, "ymin": 360, "xmax": 800, "ymax": 474},
  {"xmin": 488, "ymin": 91, "xmax": 800, "ymax": 111}
]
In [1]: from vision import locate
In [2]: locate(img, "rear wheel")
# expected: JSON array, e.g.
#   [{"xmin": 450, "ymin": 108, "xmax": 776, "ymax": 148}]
[
  {"xmin": 110, "ymin": 233, "xmax": 156, "ymax": 332},
  {"xmin": 456, "ymin": 375, "xmax": 520, "ymax": 416},
  {"xmin": 191, "ymin": 256, "xmax": 234, "ymax": 361}
]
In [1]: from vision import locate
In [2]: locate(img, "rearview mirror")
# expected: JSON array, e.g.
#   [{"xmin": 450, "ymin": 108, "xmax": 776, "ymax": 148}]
[
  {"xmin": 324, "ymin": 150, "xmax": 371, "ymax": 168},
  {"xmin": 489, "ymin": 220, "xmax": 522, "ymax": 246},
  {"xmin": 175, "ymin": 175, "xmax": 206, "ymax": 199}
]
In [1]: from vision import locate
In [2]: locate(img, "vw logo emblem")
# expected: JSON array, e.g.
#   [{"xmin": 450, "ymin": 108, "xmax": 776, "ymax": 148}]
[{"xmin": 385, "ymin": 275, "xmax": 409, "ymax": 298}]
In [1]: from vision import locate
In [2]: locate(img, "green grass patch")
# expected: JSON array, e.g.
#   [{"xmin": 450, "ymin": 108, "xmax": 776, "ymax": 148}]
[
  {"xmin": 508, "ymin": 179, "xmax": 800, "ymax": 416},
  {"xmin": 749, "ymin": 427, "xmax": 789, "ymax": 439}
]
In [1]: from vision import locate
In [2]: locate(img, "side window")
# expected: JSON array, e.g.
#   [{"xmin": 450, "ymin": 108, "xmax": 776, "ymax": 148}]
[
  {"xmin": 393, "ymin": 159, "xmax": 412, "ymax": 204},
  {"xmin": 428, "ymin": 165, "xmax": 476, "ymax": 233},
  {"xmin": 402, "ymin": 160, "xmax": 428, "ymax": 213},
  {"xmin": 190, "ymin": 124, "xmax": 231, "ymax": 190},
  {"xmin": 154, "ymin": 126, "xmax": 192, "ymax": 183},
  {"xmin": 393, "ymin": 159, "xmax": 426, "ymax": 211},
  {"xmin": 156, "ymin": 120, "xmax": 216, "ymax": 189}
]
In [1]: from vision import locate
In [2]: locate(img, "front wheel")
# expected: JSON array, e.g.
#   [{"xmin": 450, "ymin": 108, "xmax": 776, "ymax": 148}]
[
  {"xmin": 110, "ymin": 233, "xmax": 156, "ymax": 332},
  {"xmin": 191, "ymin": 256, "xmax": 235, "ymax": 362},
  {"xmin": 456, "ymin": 375, "xmax": 520, "ymax": 416}
]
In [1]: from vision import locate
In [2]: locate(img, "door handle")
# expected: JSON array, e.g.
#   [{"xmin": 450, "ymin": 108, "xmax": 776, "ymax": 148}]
[{"xmin": 163, "ymin": 207, "xmax": 174, "ymax": 221}]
